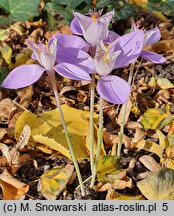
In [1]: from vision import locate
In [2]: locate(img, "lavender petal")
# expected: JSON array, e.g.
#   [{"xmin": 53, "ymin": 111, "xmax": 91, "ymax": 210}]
[
  {"xmin": 144, "ymin": 27, "xmax": 161, "ymax": 46},
  {"xmin": 141, "ymin": 50, "xmax": 166, "ymax": 64},
  {"xmin": 54, "ymin": 63, "xmax": 92, "ymax": 81},
  {"xmin": 56, "ymin": 47, "xmax": 95, "ymax": 74},
  {"xmin": 97, "ymin": 75, "xmax": 131, "ymax": 104},
  {"xmin": 70, "ymin": 17, "xmax": 83, "ymax": 35},
  {"xmin": 51, "ymin": 34, "xmax": 89, "ymax": 52},
  {"xmin": 104, "ymin": 30, "xmax": 120, "ymax": 44},
  {"xmin": 84, "ymin": 21, "xmax": 108, "ymax": 45},
  {"xmin": 1, "ymin": 64, "xmax": 45, "ymax": 89},
  {"xmin": 112, "ymin": 30, "xmax": 144, "ymax": 68}
]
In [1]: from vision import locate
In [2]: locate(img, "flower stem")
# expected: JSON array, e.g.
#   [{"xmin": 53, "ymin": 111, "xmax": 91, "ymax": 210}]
[
  {"xmin": 89, "ymin": 74, "xmax": 95, "ymax": 176},
  {"xmin": 48, "ymin": 71, "xmax": 85, "ymax": 196},
  {"xmin": 117, "ymin": 62, "xmax": 135, "ymax": 158},
  {"xmin": 90, "ymin": 96, "xmax": 103, "ymax": 188}
]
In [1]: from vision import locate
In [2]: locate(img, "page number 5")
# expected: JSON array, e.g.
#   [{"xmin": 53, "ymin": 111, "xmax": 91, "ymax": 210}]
[{"xmin": 162, "ymin": 203, "xmax": 168, "ymax": 211}]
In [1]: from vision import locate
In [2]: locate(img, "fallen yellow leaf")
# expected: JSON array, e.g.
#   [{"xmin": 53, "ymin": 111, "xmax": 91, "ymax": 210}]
[
  {"xmin": 137, "ymin": 168, "xmax": 174, "ymax": 200},
  {"xmin": 15, "ymin": 105, "xmax": 98, "ymax": 160},
  {"xmin": 38, "ymin": 164, "xmax": 74, "ymax": 200},
  {"xmin": 0, "ymin": 169, "xmax": 29, "ymax": 200},
  {"xmin": 97, "ymin": 155, "xmax": 123, "ymax": 183},
  {"xmin": 140, "ymin": 106, "xmax": 174, "ymax": 130}
]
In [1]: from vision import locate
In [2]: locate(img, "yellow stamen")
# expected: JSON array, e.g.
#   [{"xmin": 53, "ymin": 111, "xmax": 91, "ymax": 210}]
[
  {"xmin": 104, "ymin": 45, "xmax": 110, "ymax": 63},
  {"xmin": 92, "ymin": 15, "xmax": 97, "ymax": 22},
  {"xmin": 45, "ymin": 41, "xmax": 50, "ymax": 53}
]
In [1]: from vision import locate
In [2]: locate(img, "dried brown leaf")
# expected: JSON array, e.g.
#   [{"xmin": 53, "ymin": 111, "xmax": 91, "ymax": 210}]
[
  {"xmin": 16, "ymin": 85, "xmax": 33, "ymax": 108},
  {"xmin": 139, "ymin": 155, "xmax": 161, "ymax": 172},
  {"xmin": 113, "ymin": 178, "xmax": 132, "ymax": 190},
  {"xmin": 59, "ymin": 86, "xmax": 77, "ymax": 96},
  {"xmin": 132, "ymin": 127, "xmax": 146, "ymax": 144},
  {"xmin": 151, "ymin": 39, "xmax": 174, "ymax": 54},
  {"xmin": 103, "ymin": 129, "xmax": 118, "ymax": 149},
  {"xmin": 136, "ymin": 171, "xmax": 151, "ymax": 180},
  {"xmin": 118, "ymin": 99, "xmax": 132, "ymax": 126},
  {"xmin": 126, "ymin": 121, "xmax": 143, "ymax": 129},
  {"xmin": 77, "ymin": 90, "xmax": 88, "ymax": 103},
  {"xmin": 0, "ymin": 128, "xmax": 7, "ymax": 140},
  {"xmin": 0, "ymin": 99, "xmax": 16, "ymax": 124},
  {"xmin": 0, "ymin": 169, "xmax": 29, "ymax": 200}
]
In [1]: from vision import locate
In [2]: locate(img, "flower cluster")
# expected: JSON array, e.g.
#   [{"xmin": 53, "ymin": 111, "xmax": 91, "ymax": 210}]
[
  {"xmin": 0, "ymin": 10, "xmax": 167, "ymax": 193},
  {"xmin": 1, "ymin": 11, "xmax": 166, "ymax": 104}
]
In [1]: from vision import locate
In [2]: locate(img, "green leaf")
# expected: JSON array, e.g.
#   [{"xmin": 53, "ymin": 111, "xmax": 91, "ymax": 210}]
[
  {"xmin": 137, "ymin": 168, "xmax": 174, "ymax": 200},
  {"xmin": 52, "ymin": 0, "xmax": 84, "ymax": 9},
  {"xmin": 0, "ymin": 67, "xmax": 8, "ymax": 85},
  {"xmin": 38, "ymin": 164, "xmax": 74, "ymax": 200},
  {"xmin": 0, "ymin": 15, "xmax": 10, "ymax": 27},
  {"xmin": 97, "ymin": 155, "xmax": 121, "ymax": 183},
  {"xmin": 96, "ymin": 0, "xmax": 112, "ymax": 8},
  {"xmin": 140, "ymin": 107, "xmax": 173, "ymax": 130},
  {"xmin": 0, "ymin": 29, "xmax": 9, "ymax": 41},
  {"xmin": 115, "ymin": 4, "xmax": 136, "ymax": 20},
  {"xmin": 0, "ymin": 43, "xmax": 12, "ymax": 64},
  {"xmin": 44, "ymin": 2, "xmax": 73, "ymax": 29},
  {"xmin": 0, "ymin": 0, "xmax": 40, "ymax": 21}
]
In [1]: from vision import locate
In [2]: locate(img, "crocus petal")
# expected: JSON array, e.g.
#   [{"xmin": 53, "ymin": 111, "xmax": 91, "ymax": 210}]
[
  {"xmin": 49, "ymin": 36, "xmax": 58, "ymax": 57},
  {"xmin": 70, "ymin": 17, "xmax": 83, "ymax": 35},
  {"xmin": 27, "ymin": 41, "xmax": 41, "ymax": 63},
  {"xmin": 97, "ymin": 75, "xmax": 131, "ymax": 104},
  {"xmin": 141, "ymin": 50, "xmax": 166, "ymax": 64},
  {"xmin": 84, "ymin": 21, "xmax": 108, "ymax": 45},
  {"xmin": 99, "ymin": 10, "xmax": 114, "ymax": 26},
  {"xmin": 94, "ymin": 58, "xmax": 110, "ymax": 76},
  {"xmin": 51, "ymin": 34, "xmax": 89, "ymax": 52},
  {"xmin": 54, "ymin": 63, "xmax": 91, "ymax": 81},
  {"xmin": 112, "ymin": 30, "xmax": 144, "ymax": 68},
  {"xmin": 144, "ymin": 27, "xmax": 161, "ymax": 46},
  {"xmin": 1, "ymin": 64, "xmax": 45, "ymax": 89},
  {"xmin": 104, "ymin": 30, "xmax": 120, "ymax": 44},
  {"xmin": 73, "ymin": 12, "xmax": 92, "ymax": 33},
  {"xmin": 56, "ymin": 47, "xmax": 95, "ymax": 74},
  {"xmin": 40, "ymin": 52, "xmax": 55, "ymax": 71}
]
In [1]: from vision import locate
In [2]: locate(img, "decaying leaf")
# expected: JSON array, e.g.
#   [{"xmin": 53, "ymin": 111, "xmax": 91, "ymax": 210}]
[
  {"xmin": 103, "ymin": 129, "xmax": 119, "ymax": 149},
  {"xmin": 131, "ymin": 127, "xmax": 146, "ymax": 144},
  {"xmin": 134, "ymin": 130, "xmax": 166, "ymax": 158},
  {"xmin": 15, "ymin": 105, "xmax": 98, "ymax": 160},
  {"xmin": 137, "ymin": 168, "xmax": 174, "ymax": 200},
  {"xmin": 168, "ymin": 122, "xmax": 174, "ymax": 135},
  {"xmin": 0, "ymin": 128, "xmax": 7, "ymax": 140},
  {"xmin": 113, "ymin": 177, "xmax": 132, "ymax": 190},
  {"xmin": 38, "ymin": 164, "xmax": 74, "ymax": 200},
  {"xmin": 148, "ymin": 77, "xmax": 174, "ymax": 90},
  {"xmin": 0, "ymin": 43, "xmax": 12, "ymax": 64},
  {"xmin": 140, "ymin": 106, "xmax": 174, "ymax": 130},
  {"xmin": 33, "ymin": 135, "xmax": 71, "ymax": 159},
  {"xmin": 139, "ymin": 155, "xmax": 161, "ymax": 172},
  {"xmin": 151, "ymin": 39, "xmax": 174, "ymax": 54},
  {"xmin": 106, "ymin": 188, "xmax": 143, "ymax": 200},
  {"xmin": 0, "ymin": 169, "xmax": 29, "ymax": 200},
  {"xmin": 167, "ymin": 134, "xmax": 174, "ymax": 146},
  {"xmin": 16, "ymin": 85, "xmax": 33, "ymax": 109},
  {"xmin": 0, "ymin": 98, "xmax": 17, "ymax": 124},
  {"xmin": 97, "ymin": 155, "xmax": 123, "ymax": 183},
  {"xmin": 161, "ymin": 146, "xmax": 174, "ymax": 170},
  {"xmin": 118, "ymin": 99, "xmax": 132, "ymax": 126},
  {"xmin": 0, "ymin": 125, "xmax": 31, "ymax": 173}
]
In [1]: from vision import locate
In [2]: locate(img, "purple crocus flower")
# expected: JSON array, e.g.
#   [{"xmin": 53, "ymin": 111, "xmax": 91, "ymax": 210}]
[
  {"xmin": 1, "ymin": 37, "xmax": 92, "ymax": 90},
  {"xmin": 131, "ymin": 21, "xmax": 166, "ymax": 64},
  {"xmin": 52, "ymin": 29, "xmax": 144, "ymax": 104},
  {"xmin": 70, "ymin": 10, "xmax": 119, "ymax": 45}
]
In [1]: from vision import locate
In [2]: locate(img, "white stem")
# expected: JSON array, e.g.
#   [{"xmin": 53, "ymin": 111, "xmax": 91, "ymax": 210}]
[{"xmin": 47, "ymin": 70, "xmax": 85, "ymax": 196}]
